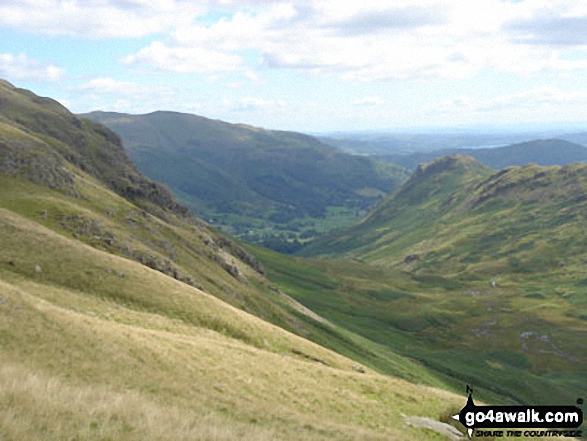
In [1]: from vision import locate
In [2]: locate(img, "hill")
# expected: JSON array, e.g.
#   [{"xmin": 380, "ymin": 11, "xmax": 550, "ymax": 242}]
[
  {"xmin": 304, "ymin": 153, "xmax": 587, "ymax": 277},
  {"xmin": 0, "ymin": 79, "xmax": 482, "ymax": 440},
  {"xmin": 379, "ymin": 138, "xmax": 587, "ymax": 170},
  {"xmin": 83, "ymin": 111, "xmax": 409, "ymax": 251}
]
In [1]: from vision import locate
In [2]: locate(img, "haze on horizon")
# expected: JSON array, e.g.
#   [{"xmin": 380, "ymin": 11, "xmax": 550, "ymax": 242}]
[{"xmin": 2, "ymin": 0, "xmax": 587, "ymax": 133}]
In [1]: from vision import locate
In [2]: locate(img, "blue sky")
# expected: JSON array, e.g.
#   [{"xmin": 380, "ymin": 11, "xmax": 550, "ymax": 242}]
[{"xmin": 2, "ymin": 0, "xmax": 587, "ymax": 132}]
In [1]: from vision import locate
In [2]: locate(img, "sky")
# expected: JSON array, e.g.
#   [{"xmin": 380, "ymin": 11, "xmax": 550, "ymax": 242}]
[{"xmin": 2, "ymin": 0, "xmax": 587, "ymax": 133}]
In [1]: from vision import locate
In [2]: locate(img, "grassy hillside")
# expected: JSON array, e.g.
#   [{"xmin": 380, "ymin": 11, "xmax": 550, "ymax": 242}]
[
  {"xmin": 252, "ymin": 244, "xmax": 586, "ymax": 407},
  {"xmin": 303, "ymin": 155, "xmax": 494, "ymax": 259},
  {"xmin": 83, "ymin": 111, "xmax": 409, "ymax": 250},
  {"xmin": 0, "ymin": 79, "xmax": 285, "ymax": 323},
  {"xmin": 379, "ymin": 138, "xmax": 587, "ymax": 170},
  {"xmin": 280, "ymin": 155, "xmax": 587, "ymax": 405}
]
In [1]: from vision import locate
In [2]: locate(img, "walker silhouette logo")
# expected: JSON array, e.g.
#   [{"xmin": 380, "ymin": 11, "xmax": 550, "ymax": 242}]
[{"xmin": 452, "ymin": 386, "xmax": 583, "ymax": 438}]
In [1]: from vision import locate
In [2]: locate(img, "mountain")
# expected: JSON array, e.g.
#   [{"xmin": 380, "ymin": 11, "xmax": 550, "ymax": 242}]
[
  {"xmin": 83, "ymin": 111, "xmax": 409, "ymax": 250},
  {"xmin": 293, "ymin": 155, "xmax": 587, "ymax": 404},
  {"xmin": 1, "ymin": 79, "xmax": 476, "ymax": 440},
  {"xmin": 379, "ymin": 138, "xmax": 587, "ymax": 170}
]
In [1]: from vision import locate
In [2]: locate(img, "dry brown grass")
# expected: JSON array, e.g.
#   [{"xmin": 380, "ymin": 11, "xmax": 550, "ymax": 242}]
[{"xmin": 0, "ymin": 365, "xmax": 282, "ymax": 441}]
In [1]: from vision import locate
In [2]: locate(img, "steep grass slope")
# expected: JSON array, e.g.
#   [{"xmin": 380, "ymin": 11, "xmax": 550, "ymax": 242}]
[
  {"xmin": 253, "ymin": 245, "xmax": 586, "ymax": 407},
  {"xmin": 0, "ymin": 78, "xmax": 288, "ymax": 325},
  {"xmin": 0, "ymin": 79, "xmax": 448, "ymax": 383},
  {"xmin": 0, "ymin": 199, "xmax": 471, "ymax": 440}
]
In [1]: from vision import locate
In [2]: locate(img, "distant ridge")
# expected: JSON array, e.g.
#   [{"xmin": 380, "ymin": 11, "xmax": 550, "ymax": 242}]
[{"xmin": 380, "ymin": 138, "xmax": 587, "ymax": 170}]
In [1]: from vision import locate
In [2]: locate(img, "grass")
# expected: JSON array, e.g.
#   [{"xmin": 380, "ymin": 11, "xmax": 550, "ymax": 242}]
[
  {"xmin": 0, "ymin": 365, "xmax": 283, "ymax": 441},
  {"xmin": 0, "ymin": 166, "xmax": 477, "ymax": 440}
]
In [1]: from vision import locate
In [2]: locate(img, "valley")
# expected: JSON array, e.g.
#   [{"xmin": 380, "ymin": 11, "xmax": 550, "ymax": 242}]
[
  {"xmin": 0, "ymin": 78, "xmax": 478, "ymax": 441},
  {"xmin": 1, "ymin": 78, "xmax": 585, "ymax": 440},
  {"xmin": 295, "ymin": 155, "xmax": 587, "ymax": 405}
]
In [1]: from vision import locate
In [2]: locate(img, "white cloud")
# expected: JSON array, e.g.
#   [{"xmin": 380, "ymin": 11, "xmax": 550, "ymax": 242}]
[
  {"xmin": 245, "ymin": 70, "xmax": 260, "ymax": 82},
  {"xmin": 503, "ymin": 0, "xmax": 587, "ymax": 46},
  {"xmin": 0, "ymin": 53, "xmax": 64, "ymax": 81},
  {"xmin": 0, "ymin": 0, "xmax": 204, "ymax": 38},
  {"xmin": 477, "ymin": 87, "xmax": 587, "ymax": 112},
  {"xmin": 123, "ymin": 41, "xmax": 243, "ymax": 73},
  {"xmin": 4, "ymin": 1, "xmax": 587, "ymax": 82},
  {"xmin": 352, "ymin": 97, "xmax": 384, "ymax": 106},
  {"xmin": 76, "ymin": 77, "xmax": 176, "ymax": 112},
  {"xmin": 79, "ymin": 77, "xmax": 144, "ymax": 94}
]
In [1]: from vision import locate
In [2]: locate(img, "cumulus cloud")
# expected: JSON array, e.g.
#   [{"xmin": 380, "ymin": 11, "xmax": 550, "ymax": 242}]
[
  {"xmin": 5, "ymin": 0, "xmax": 587, "ymax": 83},
  {"xmin": 502, "ymin": 1, "xmax": 587, "ymax": 46},
  {"xmin": 477, "ymin": 88, "xmax": 587, "ymax": 112},
  {"xmin": 0, "ymin": 53, "xmax": 63, "ymax": 81},
  {"xmin": 77, "ymin": 77, "xmax": 176, "ymax": 112},
  {"xmin": 245, "ymin": 70, "xmax": 260, "ymax": 82},
  {"xmin": 505, "ymin": 15, "xmax": 587, "ymax": 46},
  {"xmin": 124, "ymin": 0, "xmax": 585, "ymax": 81},
  {"xmin": 79, "ymin": 77, "xmax": 144, "ymax": 94},
  {"xmin": 326, "ymin": 5, "xmax": 447, "ymax": 36},
  {"xmin": 123, "ymin": 41, "xmax": 243, "ymax": 73}
]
